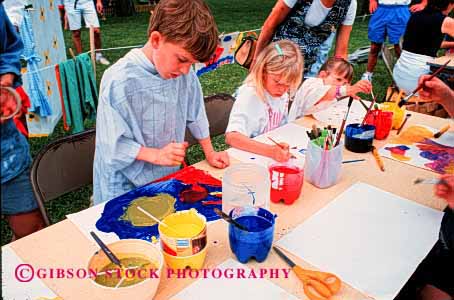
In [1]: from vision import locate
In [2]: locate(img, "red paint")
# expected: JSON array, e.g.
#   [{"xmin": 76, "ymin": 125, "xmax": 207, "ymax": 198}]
[
  {"xmin": 365, "ymin": 110, "xmax": 393, "ymax": 140},
  {"xmin": 154, "ymin": 166, "xmax": 221, "ymax": 187},
  {"xmin": 269, "ymin": 165, "xmax": 304, "ymax": 205}
]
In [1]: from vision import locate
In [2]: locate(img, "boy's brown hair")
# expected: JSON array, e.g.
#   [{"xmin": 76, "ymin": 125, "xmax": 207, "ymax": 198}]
[
  {"xmin": 148, "ymin": 0, "xmax": 219, "ymax": 63},
  {"xmin": 319, "ymin": 57, "xmax": 354, "ymax": 83}
]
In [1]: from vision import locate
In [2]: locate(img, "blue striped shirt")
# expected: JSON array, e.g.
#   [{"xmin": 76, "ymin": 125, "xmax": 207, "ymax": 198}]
[{"xmin": 93, "ymin": 49, "xmax": 209, "ymax": 204}]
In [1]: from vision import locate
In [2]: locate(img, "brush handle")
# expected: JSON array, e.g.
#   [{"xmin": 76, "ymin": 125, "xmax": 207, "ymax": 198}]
[
  {"xmin": 213, "ymin": 208, "xmax": 248, "ymax": 231},
  {"xmin": 371, "ymin": 146, "xmax": 385, "ymax": 172},
  {"xmin": 398, "ymin": 60, "xmax": 451, "ymax": 107},
  {"xmin": 397, "ymin": 114, "xmax": 411, "ymax": 135},
  {"xmin": 90, "ymin": 231, "xmax": 122, "ymax": 267},
  {"xmin": 434, "ymin": 124, "xmax": 450, "ymax": 138}
]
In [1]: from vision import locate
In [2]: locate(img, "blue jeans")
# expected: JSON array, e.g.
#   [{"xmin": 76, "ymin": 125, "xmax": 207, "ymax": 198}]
[{"xmin": 305, "ymin": 32, "xmax": 336, "ymax": 78}]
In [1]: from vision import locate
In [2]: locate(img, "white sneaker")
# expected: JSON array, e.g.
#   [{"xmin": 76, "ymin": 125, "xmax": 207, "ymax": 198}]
[
  {"xmin": 361, "ymin": 72, "xmax": 373, "ymax": 82},
  {"xmin": 96, "ymin": 55, "xmax": 110, "ymax": 65}
]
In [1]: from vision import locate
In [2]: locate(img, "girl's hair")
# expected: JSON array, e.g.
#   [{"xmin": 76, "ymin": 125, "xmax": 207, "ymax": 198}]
[
  {"xmin": 246, "ymin": 40, "xmax": 303, "ymax": 100},
  {"xmin": 427, "ymin": 0, "xmax": 454, "ymax": 11},
  {"xmin": 319, "ymin": 56, "xmax": 354, "ymax": 83}
]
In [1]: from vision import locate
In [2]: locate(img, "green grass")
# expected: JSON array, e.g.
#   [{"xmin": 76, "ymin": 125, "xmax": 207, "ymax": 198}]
[{"xmin": 1, "ymin": 1, "xmax": 390, "ymax": 245}]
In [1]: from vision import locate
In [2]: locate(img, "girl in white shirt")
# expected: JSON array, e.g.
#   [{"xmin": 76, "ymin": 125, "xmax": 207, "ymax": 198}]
[
  {"xmin": 226, "ymin": 40, "xmax": 303, "ymax": 162},
  {"xmin": 289, "ymin": 57, "xmax": 372, "ymax": 120}
]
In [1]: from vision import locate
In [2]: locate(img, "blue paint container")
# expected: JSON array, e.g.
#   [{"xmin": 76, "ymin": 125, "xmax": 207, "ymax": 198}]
[
  {"xmin": 345, "ymin": 123, "xmax": 376, "ymax": 153},
  {"xmin": 228, "ymin": 206, "xmax": 276, "ymax": 264}
]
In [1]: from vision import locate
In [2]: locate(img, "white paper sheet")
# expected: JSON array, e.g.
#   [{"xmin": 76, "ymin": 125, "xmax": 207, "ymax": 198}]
[
  {"xmin": 66, "ymin": 203, "xmax": 120, "ymax": 245},
  {"xmin": 227, "ymin": 123, "xmax": 309, "ymax": 168},
  {"xmin": 170, "ymin": 258, "xmax": 299, "ymax": 300},
  {"xmin": 378, "ymin": 125, "xmax": 454, "ymax": 174},
  {"xmin": 2, "ymin": 245, "xmax": 59, "ymax": 300},
  {"xmin": 312, "ymin": 98, "xmax": 367, "ymax": 127},
  {"xmin": 276, "ymin": 182, "xmax": 444, "ymax": 300}
]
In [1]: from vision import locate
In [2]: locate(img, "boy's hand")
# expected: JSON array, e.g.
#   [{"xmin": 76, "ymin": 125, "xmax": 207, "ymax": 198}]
[
  {"xmin": 369, "ymin": 0, "xmax": 378, "ymax": 13},
  {"xmin": 434, "ymin": 175, "xmax": 454, "ymax": 208},
  {"xmin": 271, "ymin": 143, "xmax": 291, "ymax": 162},
  {"xmin": 347, "ymin": 80, "xmax": 372, "ymax": 99},
  {"xmin": 206, "ymin": 151, "xmax": 230, "ymax": 169},
  {"xmin": 155, "ymin": 142, "xmax": 188, "ymax": 166}
]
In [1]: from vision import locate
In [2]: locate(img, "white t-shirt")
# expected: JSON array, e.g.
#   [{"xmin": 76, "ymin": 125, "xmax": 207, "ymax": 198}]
[
  {"xmin": 283, "ymin": 0, "xmax": 357, "ymax": 26},
  {"xmin": 288, "ymin": 77, "xmax": 334, "ymax": 121},
  {"xmin": 378, "ymin": 0, "xmax": 411, "ymax": 5},
  {"xmin": 3, "ymin": 0, "xmax": 26, "ymax": 27},
  {"xmin": 226, "ymin": 84, "xmax": 289, "ymax": 138}
]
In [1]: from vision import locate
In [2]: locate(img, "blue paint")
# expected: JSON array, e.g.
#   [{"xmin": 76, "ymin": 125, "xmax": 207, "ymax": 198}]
[
  {"xmin": 195, "ymin": 56, "xmax": 234, "ymax": 76},
  {"xmin": 96, "ymin": 179, "xmax": 221, "ymax": 241},
  {"xmin": 345, "ymin": 123, "xmax": 375, "ymax": 153},
  {"xmin": 223, "ymin": 35, "xmax": 232, "ymax": 42},
  {"xmin": 228, "ymin": 207, "xmax": 276, "ymax": 263}
]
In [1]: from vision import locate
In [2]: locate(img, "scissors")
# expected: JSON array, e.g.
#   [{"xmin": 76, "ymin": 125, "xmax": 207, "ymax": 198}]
[{"xmin": 273, "ymin": 246, "xmax": 342, "ymax": 300}]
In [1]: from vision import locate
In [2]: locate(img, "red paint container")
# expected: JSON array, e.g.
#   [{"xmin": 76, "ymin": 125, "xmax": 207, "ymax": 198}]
[
  {"xmin": 365, "ymin": 110, "xmax": 394, "ymax": 140},
  {"xmin": 269, "ymin": 162, "xmax": 304, "ymax": 205}
]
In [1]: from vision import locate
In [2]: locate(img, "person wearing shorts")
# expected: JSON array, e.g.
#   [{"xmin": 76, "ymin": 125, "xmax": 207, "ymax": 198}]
[
  {"xmin": 361, "ymin": 0, "xmax": 426, "ymax": 82},
  {"xmin": 64, "ymin": 0, "xmax": 110, "ymax": 65}
]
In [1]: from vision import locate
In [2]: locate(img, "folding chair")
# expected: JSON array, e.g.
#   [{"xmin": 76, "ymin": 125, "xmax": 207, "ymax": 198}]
[
  {"xmin": 185, "ymin": 93, "xmax": 235, "ymax": 147},
  {"xmin": 30, "ymin": 129, "xmax": 96, "ymax": 226}
]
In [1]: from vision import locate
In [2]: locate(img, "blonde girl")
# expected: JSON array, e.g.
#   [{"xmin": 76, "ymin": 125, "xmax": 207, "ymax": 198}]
[{"xmin": 225, "ymin": 40, "xmax": 303, "ymax": 162}]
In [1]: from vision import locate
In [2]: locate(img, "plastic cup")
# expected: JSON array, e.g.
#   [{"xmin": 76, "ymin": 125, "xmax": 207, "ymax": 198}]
[{"xmin": 228, "ymin": 206, "xmax": 276, "ymax": 264}]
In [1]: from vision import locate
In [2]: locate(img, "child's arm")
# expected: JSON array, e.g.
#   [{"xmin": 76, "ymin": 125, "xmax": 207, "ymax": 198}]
[
  {"xmin": 199, "ymin": 137, "xmax": 230, "ymax": 168},
  {"xmin": 136, "ymin": 142, "xmax": 188, "ymax": 167},
  {"xmin": 225, "ymin": 131, "xmax": 291, "ymax": 162},
  {"xmin": 314, "ymin": 79, "xmax": 372, "ymax": 106}
]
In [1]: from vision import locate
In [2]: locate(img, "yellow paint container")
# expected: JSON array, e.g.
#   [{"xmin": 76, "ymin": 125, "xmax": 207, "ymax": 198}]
[
  {"xmin": 158, "ymin": 209, "xmax": 208, "ymax": 270},
  {"xmin": 381, "ymin": 102, "xmax": 406, "ymax": 129},
  {"xmin": 88, "ymin": 239, "xmax": 163, "ymax": 300}
]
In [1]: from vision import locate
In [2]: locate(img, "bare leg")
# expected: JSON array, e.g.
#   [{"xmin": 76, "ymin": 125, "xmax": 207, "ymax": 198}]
[
  {"xmin": 394, "ymin": 44, "xmax": 402, "ymax": 58},
  {"xmin": 71, "ymin": 29, "xmax": 82, "ymax": 53},
  {"xmin": 6, "ymin": 209, "xmax": 45, "ymax": 240},
  {"xmin": 366, "ymin": 42, "xmax": 382, "ymax": 73},
  {"xmin": 94, "ymin": 27, "xmax": 101, "ymax": 50}
]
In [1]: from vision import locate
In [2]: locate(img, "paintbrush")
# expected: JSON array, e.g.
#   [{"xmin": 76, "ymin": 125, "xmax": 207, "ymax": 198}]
[
  {"xmin": 414, "ymin": 178, "xmax": 448, "ymax": 186},
  {"xmin": 398, "ymin": 60, "xmax": 451, "ymax": 107},
  {"xmin": 213, "ymin": 208, "xmax": 249, "ymax": 231},
  {"xmin": 90, "ymin": 231, "xmax": 123, "ymax": 268},
  {"xmin": 361, "ymin": 96, "xmax": 376, "ymax": 126},
  {"xmin": 335, "ymin": 97, "xmax": 354, "ymax": 147},
  {"xmin": 268, "ymin": 137, "xmax": 297, "ymax": 159},
  {"xmin": 136, "ymin": 206, "xmax": 180, "ymax": 235},
  {"xmin": 342, "ymin": 159, "xmax": 366, "ymax": 164},
  {"xmin": 358, "ymin": 99, "xmax": 369, "ymax": 111},
  {"xmin": 371, "ymin": 146, "xmax": 385, "ymax": 172},
  {"xmin": 397, "ymin": 114, "xmax": 412, "ymax": 135},
  {"xmin": 433, "ymin": 124, "xmax": 451, "ymax": 139}
]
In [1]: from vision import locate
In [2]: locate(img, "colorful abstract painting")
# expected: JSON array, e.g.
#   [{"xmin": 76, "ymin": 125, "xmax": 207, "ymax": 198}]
[
  {"xmin": 378, "ymin": 125, "xmax": 454, "ymax": 174},
  {"xmin": 96, "ymin": 167, "xmax": 222, "ymax": 241}
]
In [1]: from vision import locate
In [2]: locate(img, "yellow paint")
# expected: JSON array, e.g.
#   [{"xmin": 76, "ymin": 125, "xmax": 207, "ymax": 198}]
[
  {"xmin": 381, "ymin": 102, "xmax": 406, "ymax": 129},
  {"xmin": 121, "ymin": 194, "xmax": 176, "ymax": 227},
  {"xmin": 444, "ymin": 161, "xmax": 454, "ymax": 174},
  {"xmin": 160, "ymin": 208, "xmax": 205, "ymax": 238},
  {"xmin": 390, "ymin": 153, "xmax": 411, "ymax": 161},
  {"xmin": 390, "ymin": 125, "xmax": 433, "ymax": 145}
]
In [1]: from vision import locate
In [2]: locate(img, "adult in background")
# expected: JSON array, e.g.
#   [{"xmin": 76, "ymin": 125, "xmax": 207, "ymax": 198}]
[
  {"xmin": 253, "ymin": 0, "xmax": 357, "ymax": 77},
  {"xmin": 393, "ymin": 0, "xmax": 454, "ymax": 94},
  {"xmin": 1, "ymin": 1, "xmax": 45, "ymax": 240},
  {"xmin": 63, "ymin": 0, "xmax": 110, "ymax": 65}
]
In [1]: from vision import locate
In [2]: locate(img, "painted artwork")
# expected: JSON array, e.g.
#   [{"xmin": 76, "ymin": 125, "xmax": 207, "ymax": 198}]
[
  {"xmin": 96, "ymin": 166, "xmax": 222, "ymax": 241},
  {"xmin": 378, "ymin": 125, "xmax": 454, "ymax": 174},
  {"xmin": 312, "ymin": 98, "xmax": 367, "ymax": 127}
]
